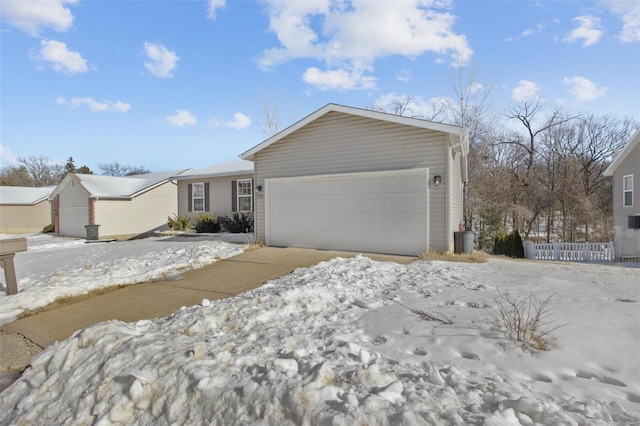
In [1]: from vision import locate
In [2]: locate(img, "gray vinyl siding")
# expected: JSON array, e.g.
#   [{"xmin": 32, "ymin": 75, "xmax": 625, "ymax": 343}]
[
  {"xmin": 612, "ymin": 142, "xmax": 640, "ymax": 258},
  {"xmin": 177, "ymin": 173, "xmax": 253, "ymax": 220},
  {"xmin": 253, "ymin": 111, "xmax": 450, "ymax": 250}
]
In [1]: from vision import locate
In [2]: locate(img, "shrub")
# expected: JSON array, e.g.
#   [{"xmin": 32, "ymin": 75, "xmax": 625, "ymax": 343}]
[
  {"xmin": 194, "ymin": 214, "xmax": 221, "ymax": 233},
  {"xmin": 42, "ymin": 224, "xmax": 55, "ymax": 233},
  {"xmin": 168, "ymin": 214, "xmax": 192, "ymax": 231},
  {"xmin": 220, "ymin": 212, "xmax": 254, "ymax": 233},
  {"xmin": 493, "ymin": 230, "xmax": 524, "ymax": 258},
  {"xmin": 494, "ymin": 289, "xmax": 567, "ymax": 351}
]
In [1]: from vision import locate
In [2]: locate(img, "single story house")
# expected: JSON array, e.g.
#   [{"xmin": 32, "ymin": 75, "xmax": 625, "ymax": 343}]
[
  {"xmin": 0, "ymin": 186, "xmax": 55, "ymax": 233},
  {"xmin": 604, "ymin": 128, "xmax": 640, "ymax": 261},
  {"xmin": 51, "ymin": 170, "xmax": 190, "ymax": 239},
  {"xmin": 240, "ymin": 103, "xmax": 468, "ymax": 256},
  {"xmin": 174, "ymin": 159, "xmax": 254, "ymax": 220}
]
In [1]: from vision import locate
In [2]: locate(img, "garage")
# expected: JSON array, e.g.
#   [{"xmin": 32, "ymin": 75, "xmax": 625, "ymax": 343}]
[{"xmin": 265, "ymin": 168, "xmax": 429, "ymax": 256}]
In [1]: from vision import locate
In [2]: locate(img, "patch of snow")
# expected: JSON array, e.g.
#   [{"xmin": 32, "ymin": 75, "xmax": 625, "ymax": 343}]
[
  {"xmin": 0, "ymin": 234, "xmax": 246, "ymax": 325},
  {"xmin": 1, "ymin": 255, "xmax": 638, "ymax": 424}
]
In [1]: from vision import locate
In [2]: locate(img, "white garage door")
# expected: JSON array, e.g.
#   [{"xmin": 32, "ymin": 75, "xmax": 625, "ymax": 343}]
[
  {"xmin": 59, "ymin": 206, "xmax": 89, "ymax": 238},
  {"xmin": 265, "ymin": 168, "xmax": 429, "ymax": 256}
]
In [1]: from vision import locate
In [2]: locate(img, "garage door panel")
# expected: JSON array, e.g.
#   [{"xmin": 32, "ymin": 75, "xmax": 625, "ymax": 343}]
[
  {"xmin": 266, "ymin": 169, "xmax": 429, "ymax": 256},
  {"xmin": 60, "ymin": 206, "xmax": 88, "ymax": 238}
]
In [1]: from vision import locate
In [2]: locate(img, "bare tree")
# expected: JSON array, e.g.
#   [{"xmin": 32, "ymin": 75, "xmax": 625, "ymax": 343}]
[
  {"xmin": 255, "ymin": 95, "xmax": 282, "ymax": 138},
  {"xmin": 3, "ymin": 156, "xmax": 65, "ymax": 186},
  {"xmin": 99, "ymin": 162, "xmax": 150, "ymax": 176},
  {"xmin": 504, "ymin": 98, "xmax": 580, "ymax": 171},
  {"xmin": 368, "ymin": 94, "xmax": 446, "ymax": 121}
]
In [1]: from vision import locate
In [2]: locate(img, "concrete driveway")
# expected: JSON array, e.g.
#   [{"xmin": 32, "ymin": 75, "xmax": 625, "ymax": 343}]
[{"xmin": 1, "ymin": 247, "xmax": 415, "ymax": 364}]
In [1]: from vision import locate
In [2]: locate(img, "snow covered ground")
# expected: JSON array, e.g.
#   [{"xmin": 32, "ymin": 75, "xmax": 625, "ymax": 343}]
[
  {"xmin": 1, "ymin": 235, "xmax": 638, "ymax": 425},
  {"xmin": 0, "ymin": 233, "xmax": 250, "ymax": 326}
]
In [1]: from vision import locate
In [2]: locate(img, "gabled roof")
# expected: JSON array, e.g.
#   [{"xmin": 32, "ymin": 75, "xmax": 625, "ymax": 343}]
[
  {"xmin": 604, "ymin": 127, "xmax": 640, "ymax": 176},
  {"xmin": 241, "ymin": 103, "xmax": 466, "ymax": 160},
  {"xmin": 0, "ymin": 186, "xmax": 56, "ymax": 205},
  {"xmin": 172, "ymin": 159, "xmax": 253, "ymax": 180},
  {"xmin": 51, "ymin": 169, "xmax": 191, "ymax": 200}
]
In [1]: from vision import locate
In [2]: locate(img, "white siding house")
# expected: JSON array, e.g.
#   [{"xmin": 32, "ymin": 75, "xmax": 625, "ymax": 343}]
[
  {"xmin": 604, "ymin": 128, "xmax": 640, "ymax": 261},
  {"xmin": 241, "ymin": 104, "xmax": 468, "ymax": 256},
  {"xmin": 51, "ymin": 170, "xmax": 190, "ymax": 239},
  {"xmin": 174, "ymin": 160, "xmax": 254, "ymax": 220},
  {"xmin": 0, "ymin": 186, "xmax": 55, "ymax": 233}
]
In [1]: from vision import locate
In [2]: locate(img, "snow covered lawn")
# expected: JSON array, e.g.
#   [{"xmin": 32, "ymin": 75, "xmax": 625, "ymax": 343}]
[
  {"xmin": 1, "ymin": 254, "xmax": 638, "ymax": 424},
  {"xmin": 0, "ymin": 233, "xmax": 249, "ymax": 326}
]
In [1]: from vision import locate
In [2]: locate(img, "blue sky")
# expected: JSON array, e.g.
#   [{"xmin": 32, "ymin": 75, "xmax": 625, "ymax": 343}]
[{"xmin": 1, "ymin": 0, "xmax": 639, "ymax": 173}]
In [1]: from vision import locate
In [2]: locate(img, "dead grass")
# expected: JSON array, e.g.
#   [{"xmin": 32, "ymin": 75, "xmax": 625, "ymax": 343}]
[
  {"xmin": 16, "ymin": 284, "xmax": 127, "ymax": 319},
  {"xmin": 243, "ymin": 243, "xmax": 265, "ymax": 253},
  {"xmin": 419, "ymin": 248, "xmax": 488, "ymax": 263}
]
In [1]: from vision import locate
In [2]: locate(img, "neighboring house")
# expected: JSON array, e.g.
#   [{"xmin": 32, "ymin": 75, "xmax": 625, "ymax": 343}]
[
  {"xmin": 50, "ymin": 170, "xmax": 190, "ymax": 239},
  {"xmin": 240, "ymin": 103, "xmax": 468, "ymax": 256},
  {"xmin": 0, "ymin": 186, "xmax": 55, "ymax": 233},
  {"xmin": 604, "ymin": 128, "xmax": 640, "ymax": 261},
  {"xmin": 174, "ymin": 159, "xmax": 254, "ymax": 220}
]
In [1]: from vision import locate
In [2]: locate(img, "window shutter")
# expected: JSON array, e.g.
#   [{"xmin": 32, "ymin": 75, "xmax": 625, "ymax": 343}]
[
  {"xmin": 231, "ymin": 180, "xmax": 237, "ymax": 212},
  {"xmin": 204, "ymin": 182, "xmax": 210, "ymax": 212},
  {"xmin": 188, "ymin": 184, "xmax": 193, "ymax": 212},
  {"xmin": 252, "ymin": 178, "xmax": 255, "ymax": 211}
]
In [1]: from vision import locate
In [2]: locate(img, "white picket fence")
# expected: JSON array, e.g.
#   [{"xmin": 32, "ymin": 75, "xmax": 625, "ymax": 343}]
[{"xmin": 524, "ymin": 241, "xmax": 614, "ymax": 263}]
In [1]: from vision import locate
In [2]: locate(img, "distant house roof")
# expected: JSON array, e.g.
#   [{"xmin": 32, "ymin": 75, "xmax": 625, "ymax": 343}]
[
  {"xmin": 51, "ymin": 169, "xmax": 192, "ymax": 200},
  {"xmin": 241, "ymin": 103, "xmax": 467, "ymax": 161},
  {"xmin": 172, "ymin": 159, "xmax": 253, "ymax": 180},
  {"xmin": 604, "ymin": 127, "xmax": 640, "ymax": 176},
  {"xmin": 0, "ymin": 186, "xmax": 56, "ymax": 205}
]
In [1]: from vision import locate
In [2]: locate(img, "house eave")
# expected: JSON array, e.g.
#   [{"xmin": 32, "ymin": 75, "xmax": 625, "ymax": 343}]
[{"xmin": 604, "ymin": 127, "xmax": 640, "ymax": 176}]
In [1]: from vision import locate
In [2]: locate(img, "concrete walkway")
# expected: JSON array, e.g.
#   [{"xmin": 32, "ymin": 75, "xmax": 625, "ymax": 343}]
[{"xmin": 1, "ymin": 247, "xmax": 415, "ymax": 350}]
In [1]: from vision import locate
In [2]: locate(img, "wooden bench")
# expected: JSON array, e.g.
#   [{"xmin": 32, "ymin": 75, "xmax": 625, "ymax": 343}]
[{"xmin": 0, "ymin": 238, "xmax": 27, "ymax": 295}]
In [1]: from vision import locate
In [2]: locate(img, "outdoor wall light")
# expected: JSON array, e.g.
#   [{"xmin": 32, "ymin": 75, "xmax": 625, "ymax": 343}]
[
  {"xmin": 433, "ymin": 175, "xmax": 442, "ymax": 187},
  {"xmin": 256, "ymin": 185, "xmax": 263, "ymax": 192}
]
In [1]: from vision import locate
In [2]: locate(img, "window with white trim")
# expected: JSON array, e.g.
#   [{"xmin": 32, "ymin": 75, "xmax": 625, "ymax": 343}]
[
  {"xmin": 192, "ymin": 182, "xmax": 205, "ymax": 212},
  {"xmin": 623, "ymin": 174, "xmax": 633, "ymax": 207},
  {"xmin": 237, "ymin": 179, "xmax": 252, "ymax": 212}
]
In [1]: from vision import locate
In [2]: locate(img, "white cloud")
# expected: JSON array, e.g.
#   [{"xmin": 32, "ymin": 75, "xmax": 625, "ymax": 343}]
[
  {"xmin": 207, "ymin": 0, "xmax": 226, "ymax": 20},
  {"xmin": 0, "ymin": 145, "xmax": 18, "ymax": 165},
  {"xmin": 209, "ymin": 113, "xmax": 252, "ymax": 129},
  {"xmin": 225, "ymin": 112, "xmax": 251, "ymax": 129},
  {"xmin": 512, "ymin": 80, "xmax": 541, "ymax": 103},
  {"xmin": 258, "ymin": 0, "xmax": 473, "ymax": 90},
  {"xmin": 396, "ymin": 69, "xmax": 412, "ymax": 83},
  {"xmin": 302, "ymin": 67, "xmax": 376, "ymax": 91},
  {"xmin": 30, "ymin": 39, "xmax": 88, "ymax": 74},
  {"xmin": 165, "ymin": 109, "xmax": 197, "ymax": 126},
  {"xmin": 564, "ymin": 16, "xmax": 603, "ymax": 47},
  {"xmin": 144, "ymin": 42, "xmax": 179, "ymax": 78},
  {"xmin": 563, "ymin": 76, "xmax": 608, "ymax": 102},
  {"xmin": 56, "ymin": 97, "xmax": 131, "ymax": 112},
  {"xmin": 521, "ymin": 21, "xmax": 547, "ymax": 37},
  {"xmin": 603, "ymin": 0, "xmax": 640, "ymax": 42},
  {"xmin": 0, "ymin": 0, "xmax": 77, "ymax": 36}
]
